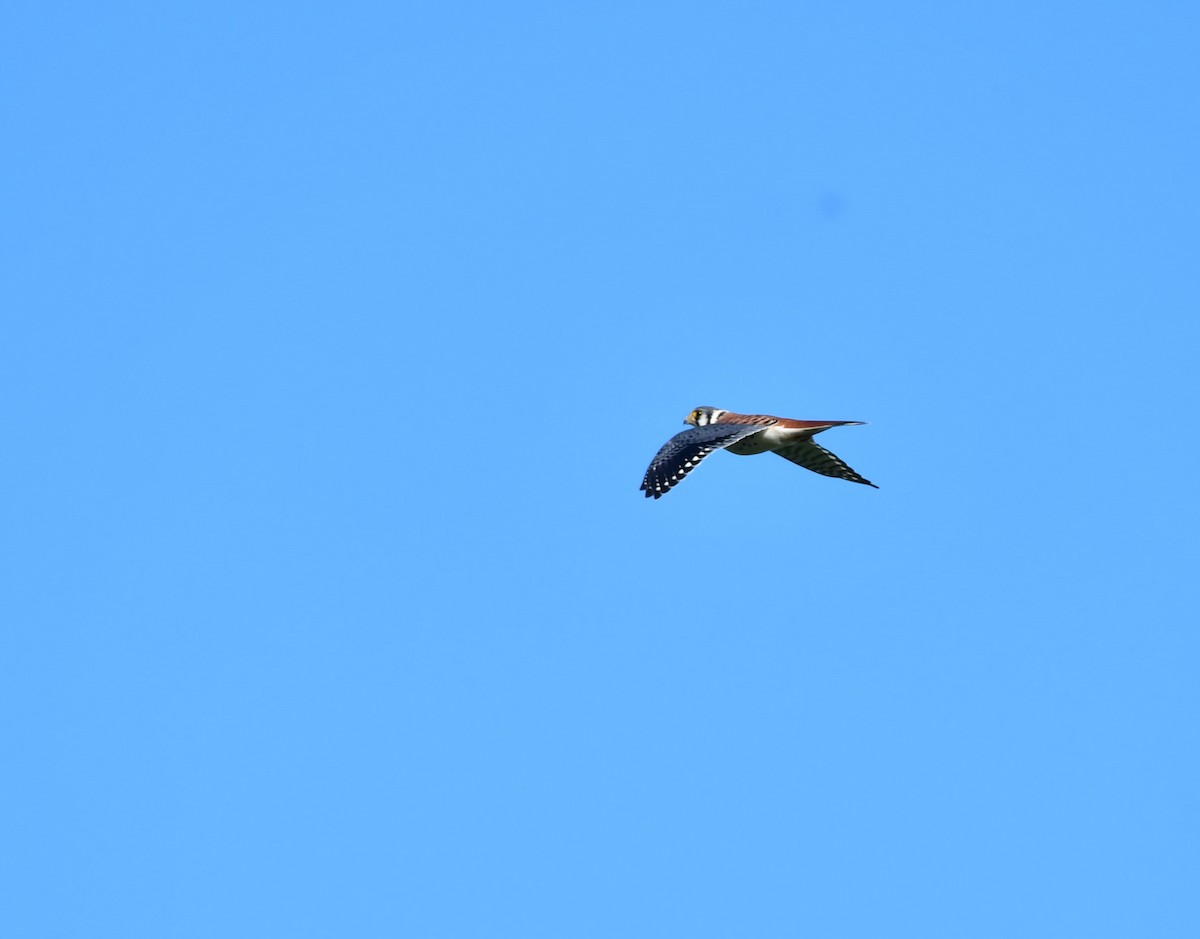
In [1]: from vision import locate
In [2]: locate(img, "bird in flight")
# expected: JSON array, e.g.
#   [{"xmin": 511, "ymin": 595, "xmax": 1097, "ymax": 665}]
[{"xmin": 641, "ymin": 406, "xmax": 877, "ymax": 499}]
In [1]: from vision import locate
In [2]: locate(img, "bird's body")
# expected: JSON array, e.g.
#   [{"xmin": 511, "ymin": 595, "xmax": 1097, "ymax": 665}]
[{"xmin": 640, "ymin": 407, "xmax": 877, "ymax": 499}]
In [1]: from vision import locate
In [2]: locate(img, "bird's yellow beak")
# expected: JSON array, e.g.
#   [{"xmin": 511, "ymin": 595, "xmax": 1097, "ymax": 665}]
[{"xmin": 684, "ymin": 411, "xmax": 697, "ymax": 426}]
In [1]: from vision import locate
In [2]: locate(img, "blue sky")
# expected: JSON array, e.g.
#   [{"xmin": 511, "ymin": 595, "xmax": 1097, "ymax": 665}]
[{"xmin": 4, "ymin": 2, "xmax": 1199, "ymax": 936}]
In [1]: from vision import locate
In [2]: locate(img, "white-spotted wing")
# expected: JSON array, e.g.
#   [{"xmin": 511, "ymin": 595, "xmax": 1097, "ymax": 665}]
[{"xmin": 640, "ymin": 423, "xmax": 769, "ymax": 499}]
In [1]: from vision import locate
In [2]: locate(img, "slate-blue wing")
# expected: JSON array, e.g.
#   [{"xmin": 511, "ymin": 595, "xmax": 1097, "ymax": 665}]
[{"xmin": 640, "ymin": 423, "xmax": 769, "ymax": 499}]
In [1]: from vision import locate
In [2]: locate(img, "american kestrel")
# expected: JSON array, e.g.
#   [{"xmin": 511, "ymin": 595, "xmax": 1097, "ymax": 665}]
[{"xmin": 641, "ymin": 406, "xmax": 877, "ymax": 499}]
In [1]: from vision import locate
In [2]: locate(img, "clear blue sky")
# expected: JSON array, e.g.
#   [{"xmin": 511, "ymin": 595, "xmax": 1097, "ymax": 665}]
[{"xmin": 4, "ymin": 2, "xmax": 1199, "ymax": 936}]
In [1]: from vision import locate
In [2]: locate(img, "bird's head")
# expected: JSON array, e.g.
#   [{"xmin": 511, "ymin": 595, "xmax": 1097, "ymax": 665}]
[{"xmin": 685, "ymin": 407, "xmax": 726, "ymax": 427}]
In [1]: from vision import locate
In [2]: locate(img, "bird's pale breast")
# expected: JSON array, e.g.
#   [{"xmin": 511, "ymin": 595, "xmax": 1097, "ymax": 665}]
[{"xmin": 725, "ymin": 424, "xmax": 804, "ymax": 455}]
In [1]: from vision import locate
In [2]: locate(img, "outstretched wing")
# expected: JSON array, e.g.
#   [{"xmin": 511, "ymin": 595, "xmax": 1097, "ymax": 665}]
[
  {"xmin": 640, "ymin": 423, "xmax": 768, "ymax": 499},
  {"xmin": 773, "ymin": 439, "xmax": 878, "ymax": 488}
]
